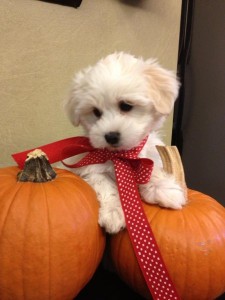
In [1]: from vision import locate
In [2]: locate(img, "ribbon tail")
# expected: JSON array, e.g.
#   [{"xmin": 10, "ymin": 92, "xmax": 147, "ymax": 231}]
[{"xmin": 114, "ymin": 160, "xmax": 180, "ymax": 300}]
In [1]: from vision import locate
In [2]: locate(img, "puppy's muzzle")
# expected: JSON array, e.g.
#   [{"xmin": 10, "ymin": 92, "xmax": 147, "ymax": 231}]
[{"xmin": 104, "ymin": 132, "xmax": 120, "ymax": 146}]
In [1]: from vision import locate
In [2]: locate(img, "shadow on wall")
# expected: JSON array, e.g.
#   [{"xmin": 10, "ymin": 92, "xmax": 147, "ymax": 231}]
[
  {"xmin": 39, "ymin": 0, "xmax": 82, "ymax": 8},
  {"xmin": 118, "ymin": 0, "xmax": 149, "ymax": 9},
  {"xmin": 40, "ymin": 0, "xmax": 149, "ymax": 9}
]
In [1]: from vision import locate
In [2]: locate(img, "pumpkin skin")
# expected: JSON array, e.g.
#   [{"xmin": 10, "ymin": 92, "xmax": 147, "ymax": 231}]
[
  {"xmin": 0, "ymin": 166, "xmax": 105, "ymax": 300},
  {"xmin": 110, "ymin": 189, "xmax": 225, "ymax": 300}
]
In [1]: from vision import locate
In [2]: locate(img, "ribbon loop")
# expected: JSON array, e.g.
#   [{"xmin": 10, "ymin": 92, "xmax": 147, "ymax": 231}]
[{"xmin": 12, "ymin": 136, "xmax": 93, "ymax": 170}]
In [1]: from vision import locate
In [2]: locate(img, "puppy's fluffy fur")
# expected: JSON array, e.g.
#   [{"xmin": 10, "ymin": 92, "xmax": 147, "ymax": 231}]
[{"xmin": 64, "ymin": 52, "xmax": 186, "ymax": 233}]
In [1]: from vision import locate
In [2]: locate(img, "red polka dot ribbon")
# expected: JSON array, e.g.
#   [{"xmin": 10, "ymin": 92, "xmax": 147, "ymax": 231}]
[{"xmin": 12, "ymin": 136, "xmax": 180, "ymax": 300}]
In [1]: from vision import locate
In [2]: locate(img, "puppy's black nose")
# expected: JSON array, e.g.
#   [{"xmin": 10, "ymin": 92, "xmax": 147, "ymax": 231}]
[{"xmin": 105, "ymin": 132, "xmax": 120, "ymax": 145}]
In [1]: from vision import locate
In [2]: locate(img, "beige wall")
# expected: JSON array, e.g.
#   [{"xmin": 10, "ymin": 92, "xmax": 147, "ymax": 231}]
[{"xmin": 0, "ymin": 0, "xmax": 181, "ymax": 167}]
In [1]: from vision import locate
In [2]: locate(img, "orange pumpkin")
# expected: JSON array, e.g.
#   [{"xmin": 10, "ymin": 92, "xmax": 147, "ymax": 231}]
[
  {"xmin": 110, "ymin": 147, "xmax": 225, "ymax": 300},
  {"xmin": 0, "ymin": 150, "xmax": 105, "ymax": 300}
]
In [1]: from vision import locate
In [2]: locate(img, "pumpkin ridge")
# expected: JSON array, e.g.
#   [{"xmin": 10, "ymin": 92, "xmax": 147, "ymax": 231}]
[
  {"xmin": 181, "ymin": 202, "xmax": 208, "ymax": 299},
  {"xmin": 186, "ymin": 193, "xmax": 225, "ymax": 235},
  {"xmin": 152, "ymin": 207, "xmax": 187, "ymax": 296},
  {"xmin": 41, "ymin": 183, "xmax": 52, "ymax": 299},
  {"xmin": 41, "ymin": 180, "xmax": 71, "ymax": 298},
  {"xmin": 69, "ymin": 178, "xmax": 100, "ymax": 219},
  {"xmin": 144, "ymin": 204, "xmax": 161, "ymax": 224},
  {"xmin": 189, "ymin": 190, "xmax": 219, "ymax": 208},
  {"xmin": 46, "ymin": 173, "xmax": 104, "ymax": 292},
  {"xmin": 21, "ymin": 183, "xmax": 33, "ymax": 300},
  {"xmin": 42, "ymin": 177, "xmax": 84, "ymax": 297},
  {"xmin": 0, "ymin": 178, "xmax": 27, "ymax": 298},
  {"xmin": 178, "ymin": 203, "xmax": 190, "ymax": 294},
  {"xmin": 0, "ymin": 180, "xmax": 25, "ymax": 239},
  {"xmin": 193, "ymin": 201, "xmax": 225, "ymax": 234},
  {"xmin": 22, "ymin": 183, "xmax": 51, "ymax": 299},
  {"xmin": 193, "ymin": 210, "xmax": 212, "ymax": 300},
  {"xmin": 52, "ymin": 177, "xmax": 94, "ymax": 218},
  {"xmin": 49, "ymin": 178, "xmax": 93, "ymax": 230}
]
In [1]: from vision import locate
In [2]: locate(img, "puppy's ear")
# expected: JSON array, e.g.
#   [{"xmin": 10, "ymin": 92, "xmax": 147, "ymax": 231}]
[
  {"xmin": 144, "ymin": 60, "xmax": 180, "ymax": 115},
  {"xmin": 64, "ymin": 68, "xmax": 90, "ymax": 126},
  {"xmin": 64, "ymin": 88, "xmax": 80, "ymax": 127}
]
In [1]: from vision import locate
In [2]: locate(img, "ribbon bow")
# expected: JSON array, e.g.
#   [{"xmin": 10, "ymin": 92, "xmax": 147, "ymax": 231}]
[
  {"xmin": 61, "ymin": 136, "xmax": 153, "ymax": 186},
  {"xmin": 12, "ymin": 136, "xmax": 180, "ymax": 300}
]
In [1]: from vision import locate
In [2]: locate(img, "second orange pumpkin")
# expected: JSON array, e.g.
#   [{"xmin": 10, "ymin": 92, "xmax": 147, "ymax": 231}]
[{"xmin": 110, "ymin": 189, "xmax": 225, "ymax": 300}]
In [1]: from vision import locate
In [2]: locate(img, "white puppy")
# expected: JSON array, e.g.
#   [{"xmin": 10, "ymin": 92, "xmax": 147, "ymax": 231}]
[{"xmin": 64, "ymin": 52, "xmax": 186, "ymax": 234}]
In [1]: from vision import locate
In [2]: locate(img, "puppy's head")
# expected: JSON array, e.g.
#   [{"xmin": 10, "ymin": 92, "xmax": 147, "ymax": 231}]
[{"xmin": 64, "ymin": 52, "xmax": 179, "ymax": 150}]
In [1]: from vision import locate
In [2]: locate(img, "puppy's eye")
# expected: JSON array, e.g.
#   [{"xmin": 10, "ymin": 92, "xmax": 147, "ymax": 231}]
[
  {"xmin": 93, "ymin": 107, "xmax": 102, "ymax": 118},
  {"xmin": 119, "ymin": 101, "xmax": 133, "ymax": 112}
]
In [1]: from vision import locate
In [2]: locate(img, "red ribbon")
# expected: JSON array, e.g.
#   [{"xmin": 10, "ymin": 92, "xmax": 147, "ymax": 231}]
[{"xmin": 12, "ymin": 136, "xmax": 180, "ymax": 300}]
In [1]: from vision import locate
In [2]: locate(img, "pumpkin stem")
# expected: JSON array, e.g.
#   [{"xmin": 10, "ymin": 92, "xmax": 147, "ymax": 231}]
[
  {"xmin": 17, "ymin": 149, "xmax": 56, "ymax": 182},
  {"xmin": 156, "ymin": 145, "xmax": 187, "ymax": 198}
]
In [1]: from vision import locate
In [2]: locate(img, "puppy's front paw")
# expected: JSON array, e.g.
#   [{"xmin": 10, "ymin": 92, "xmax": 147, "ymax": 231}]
[
  {"xmin": 140, "ymin": 180, "xmax": 186, "ymax": 209},
  {"xmin": 155, "ymin": 184, "xmax": 186, "ymax": 209},
  {"xmin": 98, "ymin": 205, "xmax": 126, "ymax": 234}
]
